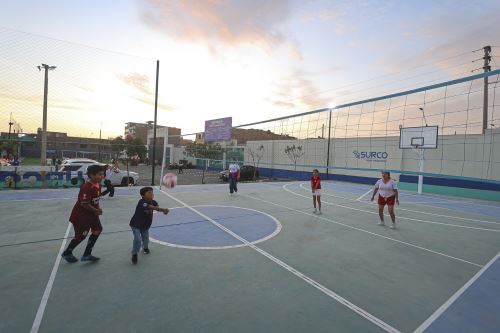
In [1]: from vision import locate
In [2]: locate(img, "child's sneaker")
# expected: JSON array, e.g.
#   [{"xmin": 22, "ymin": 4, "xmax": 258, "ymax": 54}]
[
  {"xmin": 313, "ymin": 209, "xmax": 317, "ymax": 214},
  {"xmin": 390, "ymin": 224, "xmax": 396, "ymax": 229},
  {"xmin": 80, "ymin": 255, "xmax": 100, "ymax": 262},
  {"xmin": 132, "ymin": 254, "xmax": 138, "ymax": 264},
  {"xmin": 61, "ymin": 253, "xmax": 78, "ymax": 263},
  {"xmin": 377, "ymin": 222, "xmax": 385, "ymax": 226},
  {"xmin": 143, "ymin": 248, "xmax": 150, "ymax": 254}
]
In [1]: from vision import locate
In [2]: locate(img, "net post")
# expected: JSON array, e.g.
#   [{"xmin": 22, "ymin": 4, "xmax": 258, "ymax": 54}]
[{"xmin": 159, "ymin": 131, "xmax": 167, "ymax": 190}]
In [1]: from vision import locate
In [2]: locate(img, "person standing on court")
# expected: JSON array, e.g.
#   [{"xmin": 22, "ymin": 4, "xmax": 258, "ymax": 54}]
[
  {"xmin": 101, "ymin": 164, "xmax": 115, "ymax": 198},
  {"xmin": 228, "ymin": 160, "xmax": 240, "ymax": 195},
  {"xmin": 370, "ymin": 171, "xmax": 399, "ymax": 229}
]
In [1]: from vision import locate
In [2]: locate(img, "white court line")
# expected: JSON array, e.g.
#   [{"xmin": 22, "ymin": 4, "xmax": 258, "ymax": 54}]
[
  {"xmin": 287, "ymin": 185, "xmax": 500, "ymax": 233},
  {"xmin": 413, "ymin": 251, "xmax": 500, "ymax": 333},
  {"xmin": 322, "ymin": 181, "xmax": 500, "ymax": 208},
  {"xmin": 149, "ymin": 205, "xmax": 282, "ymax": 250},
  {"xmin": 356, "ymin": 188, "xmax": 373, "ymax": 201},
  {"xmin": 298, "ymin": 183, "xmax": 500, "ymax": 225},
  {"xmin": 159, "ymin": 189, "xmax": 401, "ymax": 333},
  {"xmin": 245, "ymin": 190, "xmax": 482, "ymax": 268},
  {"xmin": 30, "ymin": 223, "xmax": 72, "ymax": 333}
]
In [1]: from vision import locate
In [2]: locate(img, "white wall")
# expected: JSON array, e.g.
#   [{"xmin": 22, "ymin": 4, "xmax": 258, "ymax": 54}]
[{"xmin": 244, "ymin": 129, "xmax": 500, "ymax": 181}]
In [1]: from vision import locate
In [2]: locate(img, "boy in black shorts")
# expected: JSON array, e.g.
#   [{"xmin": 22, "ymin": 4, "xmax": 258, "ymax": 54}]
[{"xmin": 61, "ymin": 165, "xmax": 104, "ymax": 263}]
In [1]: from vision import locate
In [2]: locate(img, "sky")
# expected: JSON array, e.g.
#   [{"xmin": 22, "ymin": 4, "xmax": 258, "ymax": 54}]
[{"xmin": 1, "ymin": 0, "xmax": 500, "ymax": 139}]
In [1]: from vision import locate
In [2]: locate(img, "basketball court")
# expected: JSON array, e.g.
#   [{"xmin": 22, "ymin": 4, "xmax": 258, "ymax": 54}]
[{"xmin": 1, "ymin": 180, "xmax": 499, "ymax": 333}]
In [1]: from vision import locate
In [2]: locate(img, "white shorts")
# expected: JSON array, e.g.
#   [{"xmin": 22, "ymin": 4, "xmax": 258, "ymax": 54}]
[{"xmin": 312, "ymin": 189, "xmax": 322, "ymax": 196}]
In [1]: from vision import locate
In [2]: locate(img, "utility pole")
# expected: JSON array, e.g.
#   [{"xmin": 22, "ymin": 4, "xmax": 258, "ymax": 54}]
[
  {"xmin": 98, "ymin": 122, "xmax": 102, "ymax": 161},
  {"xmin": 37, "ymin": 64, "xmax": 56, "ymax": 165},
  {"xmin": 482, "ymin": 46, "xmax": 491, "ymax": 134},
  {"xmin": 151, "ymin": 60, "xmax": 159, "ymax": 185},
  {"xmin": 8, "ymin": 113, "xmax": 14, "ymax": 139}
]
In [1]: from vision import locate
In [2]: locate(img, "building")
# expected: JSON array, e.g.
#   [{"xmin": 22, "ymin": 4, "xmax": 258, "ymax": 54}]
[
  {"xmin": 125, "ymin": 122, "xmax": 165, "ymax": 144},
  {"xmin": 7, "ymin": 129, "xmax": 115, "ymax": 161}
]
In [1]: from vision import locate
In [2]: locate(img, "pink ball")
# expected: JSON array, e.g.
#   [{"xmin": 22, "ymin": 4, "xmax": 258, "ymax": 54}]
[{"xmin": 162, "ymin": 173, "xmax": 177, "ymax": 188}]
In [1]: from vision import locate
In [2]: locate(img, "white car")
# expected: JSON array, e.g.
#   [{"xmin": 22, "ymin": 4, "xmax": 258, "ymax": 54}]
[
  {"xmin": 59, "ymin": 162, "xmax": 139, "ymax": 186},
  {"xmin": 61, "ymin": 158, "xmax": 98, "ymax": 165}
]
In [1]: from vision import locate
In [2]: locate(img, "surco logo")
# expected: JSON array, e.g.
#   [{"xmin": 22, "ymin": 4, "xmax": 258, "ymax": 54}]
[{"xmin": 353, "ymin": 151, "xmax": 388, "ymax": 162}]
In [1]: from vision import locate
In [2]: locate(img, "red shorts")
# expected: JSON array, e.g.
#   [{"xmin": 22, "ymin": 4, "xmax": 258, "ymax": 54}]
[
  {"xmin": 71, "ymin": 219, "xmax": 102, "ymax": 240},
  {"xmin": 378, "ymin": 195, "xmax": 395, "ymax": 206}
]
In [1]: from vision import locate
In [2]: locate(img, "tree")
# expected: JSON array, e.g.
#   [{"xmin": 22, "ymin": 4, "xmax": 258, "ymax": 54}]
[
  {"xmin": 247, "ymin": 144, "xmax": 264, "ymax": 180},
  {"xmin": 185, "ymin": 142, "xmax": 223, "ymax": 160},
  {"xmin": 110, "ymin": 136, "xmax": 147, "ymax": 164},
  {"xmin": 284, "ymin": 144, "xmax": 305, "ymax": 171}
]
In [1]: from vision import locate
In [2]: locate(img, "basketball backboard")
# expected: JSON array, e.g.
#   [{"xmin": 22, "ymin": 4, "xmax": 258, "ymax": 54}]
[{"xmin": 399, "ymin": 126, "xmax": 438, "ymax": 149}]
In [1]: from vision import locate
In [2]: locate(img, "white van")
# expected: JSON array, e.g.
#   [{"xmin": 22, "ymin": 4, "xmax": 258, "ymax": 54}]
[{"xmin": 59, "ymin": 161, "xmax": 139, "ymax": 186}]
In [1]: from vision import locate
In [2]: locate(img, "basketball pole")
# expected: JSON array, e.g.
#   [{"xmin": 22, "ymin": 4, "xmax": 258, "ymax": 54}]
[{"xmin": 417, "ymin": 147, "xmax": 424, "ymax": 194}]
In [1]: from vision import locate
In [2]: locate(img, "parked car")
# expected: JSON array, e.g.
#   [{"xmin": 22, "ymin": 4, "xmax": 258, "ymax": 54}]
[
  {"xmin": 61, "ymin": 158, "xmax": 98, "ymax": 165},
  {"xmin": 59, "ymin": 162, "xmax": 139, "ymax": 186},
  {"xmin": 219, "ymin": 165, "xmax": 259, "ymax": 182}
]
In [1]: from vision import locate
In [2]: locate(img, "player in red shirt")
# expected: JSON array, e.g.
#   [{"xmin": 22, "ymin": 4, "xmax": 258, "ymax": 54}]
[
  {"xmin": 62, "ymin": 165, "xmax": 105, "ymax": 263},
  {"xmin": 310, "ymin": 169, "xmax": 322, "ymax": 214}
]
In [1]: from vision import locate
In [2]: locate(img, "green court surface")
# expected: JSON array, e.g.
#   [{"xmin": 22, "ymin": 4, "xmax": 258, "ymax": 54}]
[{"xmin": 1, "ymin": 181, "xmax": 499, "ymax": 333}]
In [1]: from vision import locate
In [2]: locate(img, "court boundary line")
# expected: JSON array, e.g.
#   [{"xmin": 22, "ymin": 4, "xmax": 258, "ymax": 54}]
[
  {"xmin": 30, "ymin": 222, "xmax": 72, "ymax": 333},
  {"xmin": 243, "ymin": 191, "xmax": 482, "ymax": 267},
  {"xmin": 356, "ymin": 189, "xmax": 373, "ymax": 201},
  {"xmin": 299, "ymin": 183, "xmax": 500, "ymax": 225},
  {"xmin": 149, "ymin": 205, "xmax": 282, "ymax": 250},
  {"xmin": 159, "ymin": 189, "xmax": 401, "ymax": 333},
  {"xmin": 413, "ymin": 251, "xmax": 500, "ymax": 333},
  {"xmin": 291, "ymin": 185, "xmax": 500, "ymax": 232}
]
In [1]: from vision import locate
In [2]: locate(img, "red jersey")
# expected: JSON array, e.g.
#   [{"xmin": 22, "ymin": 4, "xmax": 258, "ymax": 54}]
[
  {"xmin": 69, "ymin": 181, "xmax": 101, "ymax": 223},
  {"xmin": 311, "ymin": 175, "xmax": 321, "ymax": 189}
]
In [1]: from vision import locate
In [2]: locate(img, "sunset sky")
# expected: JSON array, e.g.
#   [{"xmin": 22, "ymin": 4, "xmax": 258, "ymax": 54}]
[{"xmin": 1, "ymin": 0, "xmax": 500, "ymax": 139}]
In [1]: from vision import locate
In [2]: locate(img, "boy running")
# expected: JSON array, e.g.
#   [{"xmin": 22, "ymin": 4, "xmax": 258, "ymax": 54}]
[
  {"xmin": 130, "ymin": 187, "xmax": 169, "ymax": 264},
  {"xmin": 61, "ymin": 165, "xmax": 104, "ymax": 263},
  {"xmin": 311, "ymin": 169, "xmax": 322, "ymax": 214},
  {"xmin": 101, "ymin": 164, "xmax": 115, "ymax": 198}
]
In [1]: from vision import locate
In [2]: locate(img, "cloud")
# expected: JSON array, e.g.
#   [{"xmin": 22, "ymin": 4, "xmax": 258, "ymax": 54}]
[
  {"xmin": 117, "ymin": 73, "xmax": 174, "ymax": 111},
  {"xmin": 268, "ymin": 71, "xmax": 330, "ymax": 110},
  {"xmin": 116, "ymin": 73, "xmax": 152, "ymax": 95},
  {"xmin": 139, "ymin": 0, "xmax": 297, "ymax": 51},
  {"xmin": 382, "ymin": 7, "xmax": 500, "ymax": 77}
]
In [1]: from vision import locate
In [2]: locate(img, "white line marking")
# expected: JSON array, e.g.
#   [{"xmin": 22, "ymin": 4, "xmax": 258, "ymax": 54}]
[
  {"xmin": 159, "ymin": 189, "xmax": 401, "ymax": 333},
  {"xmin": 413, "ymin": 251, "xmax": 500, "ymax": 333},
  {"xmin": 149, "ymin": 205, "xmax": 282, "ymax": 250},
  {"xmin": 357, "ymin": 189, "xmax": 373, "ymax": 201},
  {"xmin": 251, "ymin": 188, "xmax": 482, "ymax": 267},
  {"xmin": 296, "ymin": 184, "xmax": 500, "ymax": 230},
  {"xmin": 298, "ymin": 183, "xmax": 500, "ymax": 225},
  {"xmin": 30, "ymin": 222, "xmax": 72, "ymax": 333}
]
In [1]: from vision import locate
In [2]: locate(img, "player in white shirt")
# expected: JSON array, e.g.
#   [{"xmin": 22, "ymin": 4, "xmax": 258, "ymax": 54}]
[
  {"xmin": 370, "ymin": 171, "xmax": 399, "ymax": 228},
  {"xmin": 228, "ymin": 161, "xmax": 240, "ymax": 195}
]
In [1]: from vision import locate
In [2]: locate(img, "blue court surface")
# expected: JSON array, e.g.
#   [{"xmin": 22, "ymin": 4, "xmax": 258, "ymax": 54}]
[{"xmin": 0, "ymin": 180, "xmax": 499, "ymax": 332}]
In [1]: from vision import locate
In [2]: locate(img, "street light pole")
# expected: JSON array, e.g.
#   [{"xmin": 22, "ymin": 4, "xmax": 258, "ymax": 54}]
[{"xmin": 38, "ymin": 64, "xmax": 56, "ymax": 165}]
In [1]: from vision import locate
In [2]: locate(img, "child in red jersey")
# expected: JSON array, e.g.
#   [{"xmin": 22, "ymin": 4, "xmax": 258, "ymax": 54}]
[
  {"xmin": 62, "ymin": 165, "xmax": 105, "ymax": 263},
  {"xmin": 311, "ymin": 169, "xmax": 322, "ymax": 214}
]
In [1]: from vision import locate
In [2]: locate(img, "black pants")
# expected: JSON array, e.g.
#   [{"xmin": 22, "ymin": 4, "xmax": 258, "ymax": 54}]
[
  {"xmin": 229, "ymin": 178, "xmax": 238, "ymax": 193},
  {"xmin": 101, "ymin": 179, "xmax": 114, "ymax": 197}
]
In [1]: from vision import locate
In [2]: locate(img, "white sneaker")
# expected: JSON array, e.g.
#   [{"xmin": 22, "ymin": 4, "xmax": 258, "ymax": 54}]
[
  {"xmin": 390, "ymin": 224, "xmax": 396, "ymax": 229},
  {"xmin": 377, "ymin": 222, "xmax": 385, "ymax": 226}
]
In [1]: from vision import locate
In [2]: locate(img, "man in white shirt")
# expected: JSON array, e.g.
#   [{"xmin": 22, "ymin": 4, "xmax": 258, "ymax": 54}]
[
  {"xmin": 228, "ymin": 161, "xmax": 240, "ymax": 195},
  {"xmin": 101, "ymin": 164, "xmax": 115, "ymax": 198}
]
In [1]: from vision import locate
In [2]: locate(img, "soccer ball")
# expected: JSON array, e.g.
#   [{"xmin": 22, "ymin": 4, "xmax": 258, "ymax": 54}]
[{"xmin": 162, "ymin": 173, "xmax": 177, "ymax": 188}]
